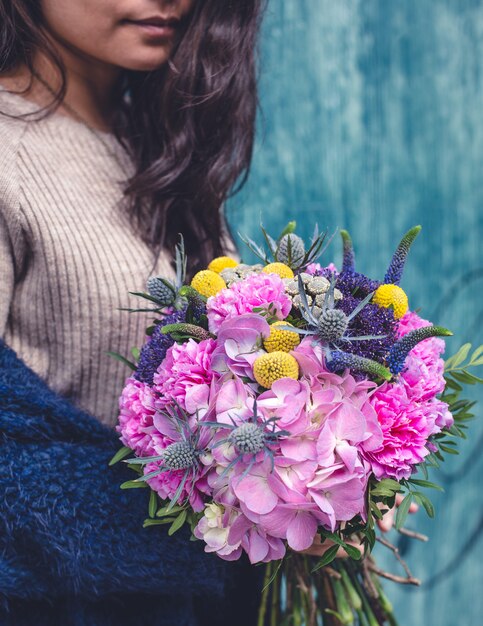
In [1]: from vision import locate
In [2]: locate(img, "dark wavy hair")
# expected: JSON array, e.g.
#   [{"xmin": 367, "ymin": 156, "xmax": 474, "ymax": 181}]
[{"xmin": 0, "ymin": 0, "xmax": 267, "ymax": 277}]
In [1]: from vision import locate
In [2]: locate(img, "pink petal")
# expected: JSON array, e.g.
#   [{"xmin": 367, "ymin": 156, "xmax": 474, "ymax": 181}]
[
  {"xmin": 287, "ymin": 512, "xmax": 318, "ymax": 551},
  {"xmin": 233, "ymin": 473, "xmax": 278, "ymax": 514},
  {"xmin": 245, "ymin": 528, "xmax": 269, "ymax": 563}
]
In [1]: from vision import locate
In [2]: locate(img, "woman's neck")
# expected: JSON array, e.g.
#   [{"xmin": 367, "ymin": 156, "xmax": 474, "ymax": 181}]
[{"xmin": 0, "ymin": 45, "xmax": 121, "ymax": 133}]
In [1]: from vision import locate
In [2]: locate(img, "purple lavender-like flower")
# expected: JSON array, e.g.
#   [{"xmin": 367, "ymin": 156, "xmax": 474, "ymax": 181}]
[
  {"xmin": 336, "ymin": 270, "xmax": 382, "ymax": 300},
  {"xmin": 384, "ymin": 225, "xmax": 421, "ymax": 285},
  {"xmin": 337, "ymin": 293, "xmax": 397, "ymax": 362},
  {"xmin": 340, "ymin": 230, "xmax": 356, "ymax": 272},
  {"xmin": 326, "ymin": 350, "xmax": 392, "ymax": 381},
  {"xmin": 388, "ymin": 325, "xmax": 453, "ymax": 375},
  {"xmin": 135, "ymin": 307, "xmax": 187, "ymax": 384}
]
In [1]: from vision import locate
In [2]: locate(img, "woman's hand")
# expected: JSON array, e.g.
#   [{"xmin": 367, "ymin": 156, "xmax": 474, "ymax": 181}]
[
  {"xmin": 302, "ymin": 493, "xmax": 419, "ymax": 558},
  {"xmin": 301, "ymin": 533, "xmax": 365, "ymax": 559}
]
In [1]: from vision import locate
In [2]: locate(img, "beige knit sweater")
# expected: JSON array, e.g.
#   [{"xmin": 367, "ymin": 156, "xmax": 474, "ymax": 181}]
[{"xmin": 0, "ymin": 88, "xmax": 238, "ymax": 427}]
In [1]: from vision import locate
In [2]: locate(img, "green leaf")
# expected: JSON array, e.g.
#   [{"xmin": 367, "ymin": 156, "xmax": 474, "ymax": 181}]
[
  {"xmin": 469, "ymin": 345, "xmax": 483, "ymax": 364},
  {"xmin": 120, "ymin": 480, "xmax": 148, "ymax": 489},
  {"xmin": 312, "ymin": 544, "xmax": 340, "ymax": 571},
  {"xmin": 439, "ymin": 443, "xmax": 459, "ymax": 455},
  {"xmin": 445, "ymin": 343, "xmax": 471, "ymax": 370},
  {"xmin": 129, "ymin": 291, "xmax": 167, "ymax": 305},
  {"xmin": 371, "ymin": 478, "xmax": 401, "ymax": 497},
  {"xmin": 370, "ymin": 502, "xmax": 384, "ymax": 520},
  {"xmin": 106, "ymin": 351, "xmax": 136, "ymax": 371},
  {"xmin": 143, "ymin": 518, "xmax": 176, "ymax": 528},
  {"xmin": 156, "ymin": 504, "xmax": 185, "ymax": 517},
  {"xmin": 444, "ymin": 378, "xmax": 463, "ymax": 392},
  {"xmin": 341, "ymin": 542, "xmax": 362, "ymax": 560},
  {"xmin": 108, "ymin": 445, "xmax": 133, "ymax": 466},
  {"xmin": 408, "ymin": 478, "xmax": 444, "ymax": 492},
  {"xmin": 413, "ymin": 492, "xmax": 435, "ymax": 518},
  {"xmin": 395, "ymin": 493, "xmax": 412, "ymax": 529},
  {"xmin": 451, "ymin": 371, "xmax": 477, "ymax": 384},
  {"xmin": 148, "ymin": 490, "xmax": 158, "ymax": 518},
  {"xmin": 131, "ymin": 346, "xmax": 141, "ymax": 361},
  {"xmin": 461, "ymin": 371, "xmax": 483, "ymax": 384},
  {"xmin": 168, "ymin": 510, "xmax": 187, "ymax": 536}
]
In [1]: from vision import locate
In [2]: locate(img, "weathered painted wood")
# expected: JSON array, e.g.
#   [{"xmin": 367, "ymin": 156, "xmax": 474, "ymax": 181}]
[{"xmin": 227, "ymin": 1, "xmax": 483, "ymax": 623}]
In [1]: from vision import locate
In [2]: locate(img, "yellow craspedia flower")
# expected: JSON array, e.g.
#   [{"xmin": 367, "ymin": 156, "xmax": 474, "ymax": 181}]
[
  {"xmin": 262, "ymin": 262, "xmax": 294, "ymax": 279},
  {"xmin": 208, "ymin": 256, "xmax": 238, "ymax": 274},
  {"xmin": 373, "ymin": 284, "xmax": 409, "ymax": 319},
  {"xmin": 191, "ymin": 270, "xmax": 226, "ymax": 298},
  {"xmin": 253, "ymin": 351, "xmax": 299, "ymax": 389},
  {"xmin": 263, "ymin": 321, "xmax": 300, "ymax": 353}
]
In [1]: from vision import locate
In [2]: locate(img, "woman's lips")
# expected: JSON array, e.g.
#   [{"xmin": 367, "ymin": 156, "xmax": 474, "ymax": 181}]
[{"xmin": 125, "ymin": 18, "xmax": 179, "ymax": 39}]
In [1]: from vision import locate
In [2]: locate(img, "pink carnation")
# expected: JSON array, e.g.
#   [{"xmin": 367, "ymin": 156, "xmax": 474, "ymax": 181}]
[
  {"xmin": 365, "ymin": 382, "xmax": 439, "ymax": 480},
  {"xmin": 153, "ymin": 338, "xmax": 218, "ymax": 416},
  {"xmin": 398, "ymin": 311, "xmax": 446, "ymax": 402},
  {"xmin": 145, "ymin": 461, "xmax": 209, "ymax": 512},
  {"xmin": 206, "ymin": 272, "xmax": 292, "ymax": 333},
  {"xmin": 116, "ymin": 377, "xmax": 167, "ymax": 457}
]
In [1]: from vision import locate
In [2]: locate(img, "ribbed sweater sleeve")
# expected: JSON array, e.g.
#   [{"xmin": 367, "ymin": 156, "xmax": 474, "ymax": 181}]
[{"xmin": 0, "ymin": 210, "xmax": 14, "ymax": 336}]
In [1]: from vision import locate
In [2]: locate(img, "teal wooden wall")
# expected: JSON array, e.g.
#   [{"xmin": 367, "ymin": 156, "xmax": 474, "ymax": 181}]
[{"xmin": 226, "ymin": 1, "xmax": 483, "ymax": 624}]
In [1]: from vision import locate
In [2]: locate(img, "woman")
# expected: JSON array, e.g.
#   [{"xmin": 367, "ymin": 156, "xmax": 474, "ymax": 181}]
[{"xmin": 0, "ymin": 1, "xmax": 266, "ymax": 624}]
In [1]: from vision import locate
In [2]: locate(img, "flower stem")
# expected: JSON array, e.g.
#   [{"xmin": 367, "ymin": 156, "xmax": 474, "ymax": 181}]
[{"xmin": 257, "ymin": 563, "xmax": 272, "ymax": 626}]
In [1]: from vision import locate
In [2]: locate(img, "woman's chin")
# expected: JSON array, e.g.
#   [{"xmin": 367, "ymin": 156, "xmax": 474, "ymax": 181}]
[{"xmin": 114, "ymin": 50, "xmax": 173, "ymax": 72}]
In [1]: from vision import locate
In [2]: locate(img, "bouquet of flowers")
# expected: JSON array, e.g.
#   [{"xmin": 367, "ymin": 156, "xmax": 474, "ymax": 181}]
[{"xmin": 110, "ymin": 222, "xmax": 482, "ymax": 625}]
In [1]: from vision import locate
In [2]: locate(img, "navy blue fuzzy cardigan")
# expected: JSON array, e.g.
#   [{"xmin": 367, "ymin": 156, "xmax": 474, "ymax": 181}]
[{"xmin": 0, "ymin": 340, "xmax": 262, "ymax": 626}]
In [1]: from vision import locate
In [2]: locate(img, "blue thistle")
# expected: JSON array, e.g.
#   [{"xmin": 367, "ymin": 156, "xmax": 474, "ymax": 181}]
[
  {"xmin": 207, "ymin": 401, "xmax": 290, "ymax": 477},
  {"xmin": 340, "ymin": 230, "xmax": 356, "ymax": 272},
  {"xmin": 288, "ymin": 276, "xmax": 389, "ymax": 358},
  {"xmin": 134, "ymin": 307, "xmax": 187, "ymax": 384},
  {"xmin": 161, "ymin": 441, "xmax": 199, "ymax": 471},
  {"xmin": 388, "ymin": 325, "xmax": 453, "ymax": 375},
  {"xmin": 384, "ymin": 225, "xmax": 421, "ymax": 285},
  {"xmin": 327, "ymin": 351, "xmax": 392, "ymax": 381},
  {"xmin": 123, "ymin": 402, "xmax": 205, "ymax": 511}
]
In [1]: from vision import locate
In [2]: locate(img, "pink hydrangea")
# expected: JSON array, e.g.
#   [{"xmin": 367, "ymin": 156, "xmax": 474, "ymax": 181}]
[
  {"xmin": 153, "ymin": 338, "xmax": 218, "ymax": 416},
  {"xmin": 365, "ymin": 382, "xmax": 440, "ymax": 480},
  {"xmin": 116, "ymin": 377, "xmax": 167, "ymax": 457},
  {"xmin": 206, "ymin": 272, "xmax": 292, "ymax": 333},
  {"xmin": 194, "ymin": 504, "xmax": 243, "ymax": 561}
]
